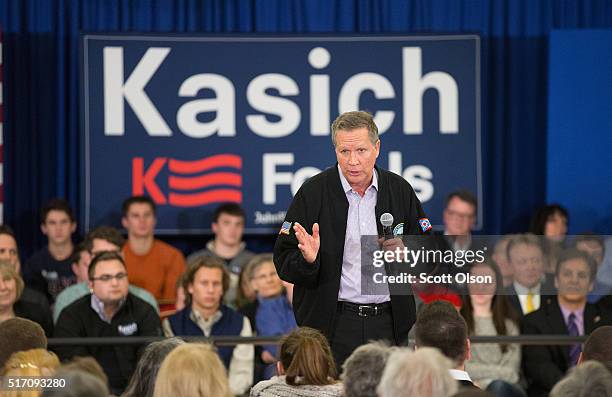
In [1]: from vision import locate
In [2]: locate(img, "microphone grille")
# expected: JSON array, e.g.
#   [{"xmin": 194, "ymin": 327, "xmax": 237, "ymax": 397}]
[{"xmin": 380, "ymin": 213, "xmax": 394, "ymax": 227}]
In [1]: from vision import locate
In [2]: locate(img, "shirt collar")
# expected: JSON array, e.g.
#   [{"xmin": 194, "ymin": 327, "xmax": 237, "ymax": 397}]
[
  {"xmin": 90, "ymin": 294, "xmax": 126, "ymax": 323},
  {"xmin": 190, "ymin": 306, "xmax": 223, "ymax": 323},
  {"xmin": 513, "ymin": 281, "xmax": 541, "ymax": 295},
  {"xmin": 449, "ymin": 369, "xmax": 472, "ymax": 382},
  {"xmin": 559, "ymin": 301, "xmax": 586, "ymax": 323},
  {"xmin": 337, "ymin": 164, "xmax": 378, "ymax": 194}
]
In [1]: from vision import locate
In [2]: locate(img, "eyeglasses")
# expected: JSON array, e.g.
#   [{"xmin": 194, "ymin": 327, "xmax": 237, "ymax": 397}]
[
  {"xmin": 445, "ymin": 209, "xmax": 475, "ymax": 221},
  {"xmin": 91, "ymin": 272, "xmax": 128, "ymax": 282}
]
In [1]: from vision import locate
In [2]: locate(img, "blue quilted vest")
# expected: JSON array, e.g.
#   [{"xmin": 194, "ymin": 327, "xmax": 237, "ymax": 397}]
[{"xmin": 167, "ymin": 305, "xmax": 244, "ymax": 368}]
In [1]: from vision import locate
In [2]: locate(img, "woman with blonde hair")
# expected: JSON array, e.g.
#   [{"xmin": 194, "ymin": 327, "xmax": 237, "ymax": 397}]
[
  {"xmin": 0, "ymin": 263, "xmax": 53, "ymax": 337},
  {"xmin": 1, "ymin": 348, "xmax": 60, "ymax": 397},
  {"xmin": 250, "ymin": 327, "xmax": 342, "ymax": 397},
  {"xmin": 153, "ymin": 343, "xmax": 232, "ymax": 397}
]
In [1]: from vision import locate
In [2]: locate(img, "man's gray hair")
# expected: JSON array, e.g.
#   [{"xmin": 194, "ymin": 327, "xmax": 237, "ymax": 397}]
[
  {"xmin": 42, "ymin": 370, "xmax": 108, "ymax": 397},
  {"xmin": 342, "ymin": 341, "xmax": 395, "ymax": 397},
  {"xmin": 551, "ymin": 361, "xmax": 612, "ymax": 397},
  {"xmin": 331, "ymin": 111, "xmax": 379, "ymax": 147},
  {"xmin": 377, "ymin": 347, "xmax": 458, "ymax": 397}
]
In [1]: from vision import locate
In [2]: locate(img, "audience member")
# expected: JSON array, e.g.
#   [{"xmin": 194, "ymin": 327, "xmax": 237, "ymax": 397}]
[
  {"xmin": 521, "ymin": 248, "xmax": 608, "ymax": 397},
  {"xmin": 23, "ymin": 199, "xmax": 77, "ymax": 303},
  {"xmin": 441, "ymin": 190, "xmax": 479, "ymax": 251},
  {"xmin": 235, "ymin": 260, "xmax": 257, "ymax": 309},
  {"xmin": 162, "ymin": 256, "xmax": 254, "ymax": 395},
  {"xmin": 0, "ymin": 317, "xmax": 47, "ymax": 368},
  {"xmin": 1, "ymin": 349, "xmax": 60, "ymax": 397},
  {"xmin": 2, "ymin": 348, "xmax": 60, "ymax": 376},
  {"xmin": 160, "ymin": 273, "xmax": 189, "ymax": 318},
  {"xmin": 58, "ymin": 356, "xmax": 108, "ymax": 388},
  {"xmin": 42, "ymin": 370, "xmax": 109, "ymax": 397},
  {"xmin": 122, "ymin": 337, "xmax": 185, "ymax": 397},
  {"xmin": 377, "ymin": 347, "xmax": 458, "ymax": 397},
  {"xmin": 53, "ymin": 226, "xmax": 158, "ymax": 322},
  {"xmin": 550, "ymin": 361, "xmax": 612, "ymax": 397},
  {"xmin": 342, "ymin": 341, "xmax": 394, "ymax": 397},
  {"xmin": 573, "ymin": 233, "xmax": 609, "ymax": 302},
  {"xmin": 460, "ymin": 259, "xmax": 525, "ymax": 397},
  {"xmin": 529, "ymin": 204, "xmax": 569, "ymax": 243},
  {"xmin": 188, "ymin": 203, "xmax": 255, "ymax": 305},
  {"xmin": 250, "ymin": 327, "xmax": 342, "ymax": 397},
  {"xmin": 492, "ymin": 235, "xmax": 516, "ymax": 288},
  {"xmin": 415, "ymin": 300, "xmax": 477, "ymax": 389},
  {"xmin": 153, "ymin": 343, "xmax": 232, "ymax": 397},
  {"xmin": 504, "ymin": 234, "xmax": 554, "ymax": 316},
  {"xmin": 241, "ymin": 253, "xmax": 297, "ymax": 380},
  {"xmin": 0, "ymin": 225, "xmax": 50, "ymax": 309},
  {"xmin": 578, "ymin": 325, "xmax": 612, "ymax": 371},
  {"xmin": 429, "ymin": 189, "xmax": 482, "ymax": 298},
  {"xmin": 121, "ymin": 196, "xmax": 186, "ymax": 302},
  {"xmin": 529, "ymin": 204, "xmax": 569, "ymax": 275},
  {"xmin": 0, "ymin": 262, "xmax": 53, "ymax": 336},
  {"xmin": 54, "ymin": 251, "xmax": 161, "ymax": 395}
]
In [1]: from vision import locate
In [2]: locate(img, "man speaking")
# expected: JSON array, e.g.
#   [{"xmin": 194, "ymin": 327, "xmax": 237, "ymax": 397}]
[{"xmin": 274, "ymin": 110, "xmax": 431, "ymax": 366}]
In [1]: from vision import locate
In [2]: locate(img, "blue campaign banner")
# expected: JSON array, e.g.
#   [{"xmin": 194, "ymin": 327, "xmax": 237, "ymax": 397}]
[
  {"xmin": 81, "ymin": 35, "xmax": 481, "ymax": 234},
  {"xmin": 547, "ymin": 30, "xmax": 612, "ymax": 234}
]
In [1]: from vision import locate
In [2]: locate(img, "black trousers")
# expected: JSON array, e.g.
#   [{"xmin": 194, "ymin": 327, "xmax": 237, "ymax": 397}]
[{"xmin": 329, "ymin": 302, "xmax": 395, "ymax": 371}]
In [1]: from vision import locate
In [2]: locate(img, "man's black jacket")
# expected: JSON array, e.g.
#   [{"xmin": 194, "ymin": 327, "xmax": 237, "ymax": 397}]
[
  {"xmin": 273, "ymin": 164, "xmax": 430, "ymax": 344},
  {"xmin": 54, "ymin": 293, "xmax": 161, "ymax": 392}
]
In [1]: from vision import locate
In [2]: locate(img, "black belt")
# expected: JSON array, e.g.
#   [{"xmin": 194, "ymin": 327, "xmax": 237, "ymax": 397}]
[{"xmin": 337, "ymin": 301, "xmax": 392, "ymax": 317}]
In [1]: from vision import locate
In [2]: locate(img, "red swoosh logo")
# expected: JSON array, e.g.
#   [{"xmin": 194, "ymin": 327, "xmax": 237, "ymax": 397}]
[
  {"xmin": 169, "ymin": 189, "xmax": 242, "ymax": 207},
  {"xmin": 168, "ymin": 172, "xmax": 242, "ymax": 191},
  {"xmin": 168, "ymin": 154, "xmax": 241, "ymax": 174}
]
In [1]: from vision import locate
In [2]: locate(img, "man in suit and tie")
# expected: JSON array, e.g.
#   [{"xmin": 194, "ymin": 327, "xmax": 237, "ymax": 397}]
[
  {"xmin": 521, "ymin": 248, "xmax": 607, "ymax": 397},
  {"xmin": 504, "ymin": 234, "xmax": 555, "ymax": 316}
]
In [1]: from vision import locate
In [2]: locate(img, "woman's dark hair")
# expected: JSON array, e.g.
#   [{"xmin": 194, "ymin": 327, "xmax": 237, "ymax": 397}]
[
  {"xmin": 280, "ymin": 327, "xmax": 337, "ymax": 386},
  {"xmin": 460, "ymin": 258, "xmax": 519, "ymax": 353},
  {"xmin": 121, "ymin": 337, "xmax": 184, "ymax": 397},
  {"xmin": 234, "ymin": 261, "xmax": 255, "ymax": 309},
  {"xmin": 528, "ymin": 204, "xmax": 569, "ymax": 235}
]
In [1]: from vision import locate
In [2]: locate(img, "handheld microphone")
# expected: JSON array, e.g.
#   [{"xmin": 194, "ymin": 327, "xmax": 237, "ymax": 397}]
[{"xmin": 380, "ymin": 213, "xmax": 394, "ymax": 239}]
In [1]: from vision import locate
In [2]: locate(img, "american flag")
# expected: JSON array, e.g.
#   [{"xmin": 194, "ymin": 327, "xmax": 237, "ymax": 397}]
[{"xmin": 0, "ymin": 28, "xmax": 3, "ymax": 223}]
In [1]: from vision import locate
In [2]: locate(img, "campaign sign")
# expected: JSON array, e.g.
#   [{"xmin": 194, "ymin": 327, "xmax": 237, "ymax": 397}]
[{"xmin": 81, "ymin": 35, "xmax": 481, "ymax": 234}]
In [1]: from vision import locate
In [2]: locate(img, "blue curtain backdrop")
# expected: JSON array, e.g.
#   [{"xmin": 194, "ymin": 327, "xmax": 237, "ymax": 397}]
[{"xmin": 1, "ymin": 0, "xmax": 612, "ymax": 255}]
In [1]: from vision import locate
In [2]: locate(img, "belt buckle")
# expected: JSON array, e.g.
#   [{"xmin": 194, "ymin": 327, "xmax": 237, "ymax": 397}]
[{"xmin": 358, "ymin": 305, "xmax": 378, "ymax": 317}]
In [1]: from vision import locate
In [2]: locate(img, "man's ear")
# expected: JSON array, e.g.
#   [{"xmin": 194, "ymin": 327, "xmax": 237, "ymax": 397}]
[
  {"xmin": 577, "ymin": 351, "xmax": 584, "ymax": 365},
  {"xmin": 465, "ymin": 338, "xmax": 472, "ymax": 361},
  {"xmin": 276, "ymin": 361, "xmax": 285, "ymax": 376}
]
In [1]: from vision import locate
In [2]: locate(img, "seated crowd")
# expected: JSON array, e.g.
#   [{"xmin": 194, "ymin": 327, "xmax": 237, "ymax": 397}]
[{"xmin": 1, "ymin": 196, "xmax": 612, "ymax": 396}]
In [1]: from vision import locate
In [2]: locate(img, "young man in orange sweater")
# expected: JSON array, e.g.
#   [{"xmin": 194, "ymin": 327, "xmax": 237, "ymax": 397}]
[{"xmin": 121, "ymin": 196, "xmax": 186, "ymax": 302}]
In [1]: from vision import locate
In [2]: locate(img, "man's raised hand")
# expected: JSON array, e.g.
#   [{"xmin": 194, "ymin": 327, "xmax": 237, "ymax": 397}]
[{"xmin": 293, "ymin": 222, "xmax": 320, "ymax": 264}]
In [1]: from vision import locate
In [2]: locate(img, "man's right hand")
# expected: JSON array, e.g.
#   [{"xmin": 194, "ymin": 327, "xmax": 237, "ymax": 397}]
[{"xmin": 293, "ymin": 222, "xmax": 320, "ymax": 264}]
